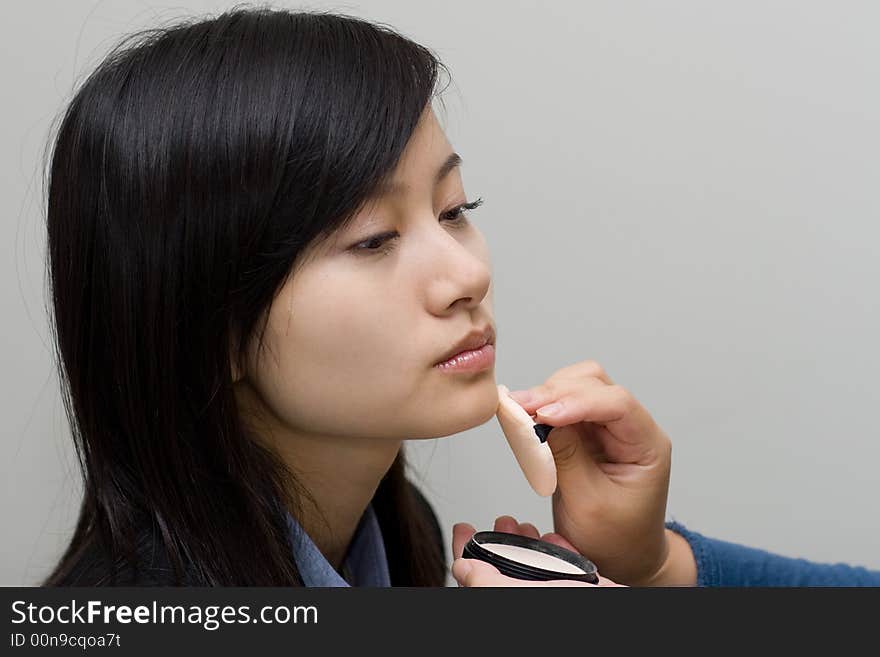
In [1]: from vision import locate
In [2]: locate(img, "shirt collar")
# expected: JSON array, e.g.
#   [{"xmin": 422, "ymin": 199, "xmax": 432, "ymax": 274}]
[{"xmin": 285, "ymin": 503, "xmax": 391, "ymax": 587}]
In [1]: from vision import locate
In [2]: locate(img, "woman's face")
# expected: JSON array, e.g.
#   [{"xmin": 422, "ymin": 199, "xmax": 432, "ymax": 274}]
[{"xmin": 236, "ymin": 107, "xmax": 497, "ymax": 441}]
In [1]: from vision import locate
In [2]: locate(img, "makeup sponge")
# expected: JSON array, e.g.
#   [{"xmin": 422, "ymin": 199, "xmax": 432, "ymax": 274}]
[{"xmin": 495, "ymin": 384, "xmax": 558, "ymax": 496}]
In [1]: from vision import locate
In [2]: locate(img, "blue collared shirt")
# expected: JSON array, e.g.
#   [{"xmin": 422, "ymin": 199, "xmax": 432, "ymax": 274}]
[{"xmin": 285, "ymin": 503, "xmax": 391, "ymax": 587}]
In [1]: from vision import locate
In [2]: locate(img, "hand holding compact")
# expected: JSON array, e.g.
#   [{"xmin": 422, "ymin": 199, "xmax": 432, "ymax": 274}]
[
  {"xmin": 502, "ymin": 360, "xmax": 673, "ymax": 586},
  {"xmin": 451, "ymin": 515, "xmax": 623, "ymax": 587}
]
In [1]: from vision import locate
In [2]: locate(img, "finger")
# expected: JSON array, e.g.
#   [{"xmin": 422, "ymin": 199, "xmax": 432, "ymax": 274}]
[
  {"xmin": 452, "ymin": 522, "xmax": 476, "ymax": 559},
  {"xmin": 534, "ymin": 383, "xmax": 633, "ymax": 426},
  {"xmin": 517, "ymin": 522, "xmax": 541, "ymax": 540},
  {"xmin": 542, "ymin": 423, "xmax": 603, "ymax": 495},
  {"xmin": 452, "ymin": 558, "xmax": 500, "ymax": 587},
  {"xmin": 535, "ymin": 383, "xmax": 662, "ymax": 451},
  {"xmin": 506, "ymin": 376, "xmax": 606, "ymax": 413},
  {"xmin": 547, "ymin": 360, "xmax": 615, "ymax": 386},
  {"xmin": 507, "ymin": 360, "xmax": 614, "ymax": 408},
  {"xmin": 493, "ymin": 515, "xmax": 519, "ymax": 534}
]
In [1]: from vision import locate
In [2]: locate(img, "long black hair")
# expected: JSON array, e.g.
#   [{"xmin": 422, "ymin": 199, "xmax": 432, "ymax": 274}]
[{"xmin": 43, "ymin": 5, "xmax": 450, "ymax": 586}]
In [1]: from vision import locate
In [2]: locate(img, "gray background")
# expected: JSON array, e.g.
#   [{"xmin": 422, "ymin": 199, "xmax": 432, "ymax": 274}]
[{"xmin": 3, "ymin": 1, "xmax": 878, "ymax": 586}]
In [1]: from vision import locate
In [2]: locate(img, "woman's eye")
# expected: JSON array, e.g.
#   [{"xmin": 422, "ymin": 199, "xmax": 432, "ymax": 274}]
[
  {"xmin": 351, "ymin": 197, "xmax": 484, "ymax": 256},
  {"xmin": 353, "ymin": 231, "xmax": 398, "ymax": 255},
  {"xmin": 442, "ymin": 197, "xmax": 483, "ymax": 223}
]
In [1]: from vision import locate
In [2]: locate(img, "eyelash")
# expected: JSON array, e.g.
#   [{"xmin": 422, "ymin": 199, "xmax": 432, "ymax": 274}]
[{"xmin": 352, "ymin": 197, "xmax": 484, "ymax": 256}]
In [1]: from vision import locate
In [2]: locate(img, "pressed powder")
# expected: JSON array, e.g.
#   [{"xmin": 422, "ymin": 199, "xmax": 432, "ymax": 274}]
[
  {"xmin": 463, "ymin": 531, "xmax": 598, "ymax": 584},
  {"xmin": 480, "ymin": 543, "xmax": 587, "ymax": 574}
]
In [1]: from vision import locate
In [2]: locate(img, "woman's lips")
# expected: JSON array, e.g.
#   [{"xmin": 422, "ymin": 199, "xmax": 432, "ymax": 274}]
[{"xmin": 433, "ymin": 343, "xmax": 495, "ymax": 373}]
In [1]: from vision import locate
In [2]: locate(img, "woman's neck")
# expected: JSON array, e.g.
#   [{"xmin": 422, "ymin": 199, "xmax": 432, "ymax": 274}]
[
  {"xmin": 276, "ymin": 432, "xmax": 403, "ymax": 570},
  {"xmin": 235, "ymin": 380, "xmax": 402, "ymax": 570}
]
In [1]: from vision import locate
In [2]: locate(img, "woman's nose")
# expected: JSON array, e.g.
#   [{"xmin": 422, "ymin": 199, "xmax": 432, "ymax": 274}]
[{"xmin": 424, "ymin": 227, "xmax": 492, "ymax": 314}]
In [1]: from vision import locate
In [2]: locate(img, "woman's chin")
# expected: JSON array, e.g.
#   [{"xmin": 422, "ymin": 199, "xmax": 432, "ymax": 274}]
[{"xmin": 407, "ymin": 379, "xmax": 500, "ymax": 438}]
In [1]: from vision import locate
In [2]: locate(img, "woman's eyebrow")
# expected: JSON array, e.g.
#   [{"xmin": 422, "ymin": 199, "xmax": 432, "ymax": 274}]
[{"xmin": 371, "ymin": 152, "xmax": 462, "ymax": 199}]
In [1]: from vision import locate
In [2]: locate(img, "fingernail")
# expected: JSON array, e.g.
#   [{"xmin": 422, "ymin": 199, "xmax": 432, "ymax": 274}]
[
  {"xmin": 536, "ymin": 402, "xmax": 562, "ymax": 417},
  {"xmin": 507, "ymin": 389, "xmax": 533, "ymax": 404}
]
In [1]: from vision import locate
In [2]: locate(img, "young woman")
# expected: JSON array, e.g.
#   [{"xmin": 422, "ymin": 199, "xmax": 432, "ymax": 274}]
[
  {"xmin": 46, "ymin": 5, "xmax": 877, "ymax": 589},
  {"xmin": 44, "ymin": 6, "xmax": 499, "ymax": 586}
]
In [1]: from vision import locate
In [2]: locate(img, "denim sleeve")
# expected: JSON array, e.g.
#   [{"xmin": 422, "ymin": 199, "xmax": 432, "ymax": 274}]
[{"xmin": 666, "ymin": 521, "xmax": 880, "ymax": 586}]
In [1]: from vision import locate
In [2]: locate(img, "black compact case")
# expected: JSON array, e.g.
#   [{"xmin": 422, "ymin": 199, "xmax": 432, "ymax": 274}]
[{"xmin": 462, "ymin": 531, "xmax": 599, "ymax": 584}]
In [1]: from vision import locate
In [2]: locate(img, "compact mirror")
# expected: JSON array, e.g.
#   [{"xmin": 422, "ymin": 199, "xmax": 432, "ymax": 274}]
[{"xmin": 462, "ymin": 531, "xmax": 599, "ymax": 584}]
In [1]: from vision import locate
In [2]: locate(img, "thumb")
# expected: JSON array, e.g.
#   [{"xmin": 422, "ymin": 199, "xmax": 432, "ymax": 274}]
[{"xmin": 545, "ymin": 424, "xmax": 599, "ymax": 494}]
